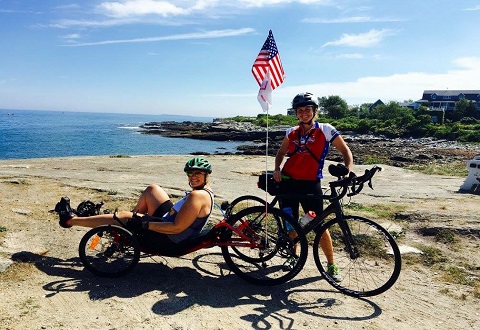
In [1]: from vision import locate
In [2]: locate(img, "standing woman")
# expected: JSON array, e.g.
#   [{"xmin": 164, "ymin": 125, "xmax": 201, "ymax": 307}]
[{"xmin": 273, "ymin": 92, "xmax": 353, "ymax": 281}]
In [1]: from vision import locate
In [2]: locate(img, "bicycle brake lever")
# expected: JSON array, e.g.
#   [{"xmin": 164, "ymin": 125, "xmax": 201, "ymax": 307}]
[{"xmin": 368, "ymin": 178, "xmax": 374, "ymax": 190}]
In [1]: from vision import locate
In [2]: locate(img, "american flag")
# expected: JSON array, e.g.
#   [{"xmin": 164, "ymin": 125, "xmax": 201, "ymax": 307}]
[{"xmin": 252, "ymin": 30, "xmax": 285, "ymax": 90}]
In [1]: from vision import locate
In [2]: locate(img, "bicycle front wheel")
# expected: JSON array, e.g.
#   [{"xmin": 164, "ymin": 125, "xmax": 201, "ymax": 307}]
[
  {"xmin": 222, "ymin": 206, "xmax": 308, "ymax": 286},
  {"xmin": 79, "ymin": 225, "xmax": 141, "ymax": 278},
  {"xmin": 313, "ymin": 215, "xmax": 401, "ymax": 297},
  {"xmin": 226, "ymin": 195, "xmax": 266, "ymax": 220}
]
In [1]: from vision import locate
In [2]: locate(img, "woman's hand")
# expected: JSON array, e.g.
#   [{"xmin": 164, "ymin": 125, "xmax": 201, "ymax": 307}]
[{"xmin": 273, "ymin": 170, "xmax": 283, "ymax": 182}]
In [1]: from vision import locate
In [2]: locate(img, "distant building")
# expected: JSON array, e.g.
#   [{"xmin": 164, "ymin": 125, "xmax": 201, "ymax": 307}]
[
  {"xmin": 368, "ymin": 99, "xmax": 384, "ymax": 111},
  {"xmin": 399, "ymin": 101, "xmax": 422, "ymax": 111},
  {"xmin": 420, "ymin": 90, "xmax": 480, "ymax": 111}
]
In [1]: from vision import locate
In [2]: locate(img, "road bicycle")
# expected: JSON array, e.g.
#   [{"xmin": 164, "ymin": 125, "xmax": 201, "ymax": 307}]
[
  {"xmin": 224, "ymin": 164, "xmax": 402, "ymax": 297},
  {"xmin": 76, "ymin": 197, "xmax": 308, "ymax": 286}
]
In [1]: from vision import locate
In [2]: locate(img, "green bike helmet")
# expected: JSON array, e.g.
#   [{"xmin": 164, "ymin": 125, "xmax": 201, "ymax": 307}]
[{"xmin": 184, "ymin": 157, "xmax": 212, "ymax": 174}]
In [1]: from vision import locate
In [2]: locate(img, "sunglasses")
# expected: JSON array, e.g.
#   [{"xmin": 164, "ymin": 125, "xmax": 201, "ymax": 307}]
[{"xmin": 186, "ymin": 171, "xmax": 205, "ymax": 178}]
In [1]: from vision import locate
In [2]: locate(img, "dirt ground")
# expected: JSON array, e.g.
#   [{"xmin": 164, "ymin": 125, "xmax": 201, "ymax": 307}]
[{"xmin": 0, "ymin": 155, "xmax": 479, "ymax": 330}]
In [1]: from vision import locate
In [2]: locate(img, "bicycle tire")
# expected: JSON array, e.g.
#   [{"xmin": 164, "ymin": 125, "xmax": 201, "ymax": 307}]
[
  {"xmin": 79, "ymin": 225, "xmax": 141, "ymax": 278},
  {"xmin": 226, "ymin": 195, "xmax": 267, "ymax": 220},
  {"xmin": 221, "ymin": 206, "xmax": 308, "ymax": 286},
  {"xmin": 226, "ymin": 195, "xmax": 270, "ymax": 259},
  {"xmin": 313, "ymin": 215, "xmax": 401, "ymax": 297}
]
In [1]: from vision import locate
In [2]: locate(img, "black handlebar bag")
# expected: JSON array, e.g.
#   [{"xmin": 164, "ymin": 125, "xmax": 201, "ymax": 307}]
[{"xmin": 257, "ymin": 171, "xmax": 284, "ymax": 196}]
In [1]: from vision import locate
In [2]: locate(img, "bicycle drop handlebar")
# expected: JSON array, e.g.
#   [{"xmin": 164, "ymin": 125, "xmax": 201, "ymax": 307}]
[{"xmin": 328, "ymin": 165, "xmax": 382, "ymax": 201}]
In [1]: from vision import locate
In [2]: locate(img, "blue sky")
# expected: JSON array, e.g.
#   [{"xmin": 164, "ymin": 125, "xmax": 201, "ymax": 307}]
[{"xmin": 1, "ymin": 0, "xmax": 480, "ymax": 118}]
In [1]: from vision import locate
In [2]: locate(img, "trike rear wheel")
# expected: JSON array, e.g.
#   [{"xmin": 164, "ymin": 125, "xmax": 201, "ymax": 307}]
[
  {"xmin": 313, "ymin": 215, "xmax": 401, "ymax": 297},
  {"xmin": 79, "ymin": 225, "xmax": 140, "ymax": 278},
  {"xmin": 221, "ymin": 206, "xmax": 307, "ymax": 286}
]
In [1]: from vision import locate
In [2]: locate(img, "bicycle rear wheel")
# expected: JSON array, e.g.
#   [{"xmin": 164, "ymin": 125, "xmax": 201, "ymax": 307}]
[
  {"xmin": 313, "ymin": 215, "xmax": 401, "ymax": 297},
  {"xmin": 221, "ymin": 206, "xmax": 308, "ymax": 286},
  {"xmin": 79, "ymin": 225, "xmax": 140, "ymax": 278}
]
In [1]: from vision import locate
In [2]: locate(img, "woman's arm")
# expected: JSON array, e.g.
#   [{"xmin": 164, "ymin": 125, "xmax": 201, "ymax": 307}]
[
  {"xmin": 332, "ymin": 135, "xmax": 353, "ymax": 171},
  {"xmin": 147, "ymin": 190, "xmax": 210, "ymax": 234},
  {"xmin": 273, "ymin": 136, "xmax": 289, "ymax": 182}
]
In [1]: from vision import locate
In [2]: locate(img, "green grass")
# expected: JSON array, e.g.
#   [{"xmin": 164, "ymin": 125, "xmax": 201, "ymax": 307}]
[
  {"xmin": 435, "ymin": 228, "xmax": 458, "ymax": 244},
  {"xmin": 440, "ymin": 265, "xmax": 477, "ymax": 286},
  {"xmin": 417, "ymin": 244, "xmax": 448, "ymax": 265},
  {"xmin": 403, "ymin": 243, "xmax": 480, "ymax": 296},
  {"xmin": 363, "ymin": 155, "xmax": 390, "ymax": 165},
  {"xmin": 343, "ymin": 202, "xmax": 406, "ymax": 220},
  {"xmin": 407, "ymin": 162, "xmax": 468, "ymax": 177}
]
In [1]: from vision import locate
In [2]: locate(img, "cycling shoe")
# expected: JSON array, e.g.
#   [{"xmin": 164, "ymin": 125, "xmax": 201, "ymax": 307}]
[{"xmin": 55, "ymin": 197, "xmax": 75, "ymax": 228}]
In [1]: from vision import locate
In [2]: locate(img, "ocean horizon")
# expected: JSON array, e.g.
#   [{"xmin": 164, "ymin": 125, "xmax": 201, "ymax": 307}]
[{"xmin": 0, "ymin": 109, "xmax": 245, "ymax": 160}]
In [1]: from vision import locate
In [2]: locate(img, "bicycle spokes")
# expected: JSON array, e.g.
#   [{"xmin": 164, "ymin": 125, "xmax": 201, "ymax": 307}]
[
  {"xmin": 313, "ymin": 216, "xmax": 401, "ymax": 297},
  {"xmin": 221, "ymin": 206, "xmax": 308, "ymax": 286}
]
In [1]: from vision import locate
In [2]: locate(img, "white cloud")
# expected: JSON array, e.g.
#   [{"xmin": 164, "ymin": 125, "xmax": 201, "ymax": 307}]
[
  {"xmin": 97, "ymin": 0, "xmax": 331, "ymax": 17},
  {"xmin": 238, "ymin": 0, "xmax": 331, "ymax": 7},
  {"xmin": 275, "ymin": 56, "xmax": 480, "ymax": 106},
  {"xmin": 99, "ymin": 0, "xmax": 189, "ymax": 18},
  {"xmin": 51, "ymin": 18, "xmax": 138, "ymax": 28},
  {"xmin": 322, "ymin": 29, "xmax": 394, "ymax": 47},
  {"xmin": 63, "ymin": 27, "xmax": 255, "ymax": 46},
  {"xmin": 302, "ymin": 16, "xmax": 404, "ymax": 23},
  {"xmin": 55, "ymin": 4, "xmax": 81, "ymax": 10},
  {"xmin": 464, "ymin": 5, "xmax": 480, "ymax": 11},
  {"xmin": 60, "ymin": 33, "xmax": 81, "ymax": 39}
]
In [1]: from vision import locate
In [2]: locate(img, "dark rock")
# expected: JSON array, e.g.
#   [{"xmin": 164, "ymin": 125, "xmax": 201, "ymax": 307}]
[
  {"xmin": 416, "ymin": 154, "xmax": 431, "ymax": 160},
  {"xmin": 390, "ymin": 156, "xmax": 414, "ymax": 162},
  {"xmin": 139, "ymin": 120, "xmax": 284, "ymax": 142},
  {"xmin": 137, "ymin": 120, "xmax": 480, "ymax": 168}
]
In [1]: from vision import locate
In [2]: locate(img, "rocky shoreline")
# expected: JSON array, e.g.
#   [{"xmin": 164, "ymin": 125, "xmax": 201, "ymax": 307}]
[{"xmin": 139, "ymin": 120, "xmax": 480, "ymax": 167}]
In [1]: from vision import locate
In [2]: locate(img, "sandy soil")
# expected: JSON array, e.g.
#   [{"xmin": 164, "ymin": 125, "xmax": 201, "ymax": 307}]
[{"xmin": 0, "ymin": 155, "xmax": 479, "ymax": 330}]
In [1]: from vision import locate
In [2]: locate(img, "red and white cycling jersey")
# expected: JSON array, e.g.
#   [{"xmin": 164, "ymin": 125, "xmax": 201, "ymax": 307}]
[{"xmin": 282, "ymin": 122, "xmax": 340, "ymax": 180}]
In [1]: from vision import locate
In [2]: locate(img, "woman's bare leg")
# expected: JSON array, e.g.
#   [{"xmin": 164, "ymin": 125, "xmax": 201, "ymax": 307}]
[
  {"xmin": 70, "ymin": 210, "xmax": 133, "ymax": 228},
  {"xmin": 132, "ymin": 184, "xmax": 170, "ymax": 215},
  {"xmin": 57, "ymin": 184, "xmax": 170, "ymax": 228},
  {"xmin": 320, "ymin": 229, "xmax": 334, "ymax": 264}
]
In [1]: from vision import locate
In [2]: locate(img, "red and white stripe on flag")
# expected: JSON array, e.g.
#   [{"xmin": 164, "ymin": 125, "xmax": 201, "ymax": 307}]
[{"xmin": 252, "ymin": 30, "xmax": 285, "ymax": 91}]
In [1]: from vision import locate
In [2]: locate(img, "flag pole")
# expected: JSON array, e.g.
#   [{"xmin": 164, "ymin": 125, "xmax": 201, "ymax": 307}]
[
  {"xmin": 251, "ymin": 30, "xmax": 285, "ymax": 210},
  {"xmin": 265, "ymin": 102, "xmax": 269, "ymax": 208}
]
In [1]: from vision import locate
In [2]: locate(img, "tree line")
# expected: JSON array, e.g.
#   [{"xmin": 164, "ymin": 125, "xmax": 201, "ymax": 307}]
[{"xmin": 230, "ymin": 96, "xmax": 480, "ymax": 143}]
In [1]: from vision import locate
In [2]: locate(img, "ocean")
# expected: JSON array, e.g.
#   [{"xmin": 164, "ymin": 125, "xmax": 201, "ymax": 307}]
[{"xmin": 0, "ymin": 109, "xmax": 245, "ymax": 160}]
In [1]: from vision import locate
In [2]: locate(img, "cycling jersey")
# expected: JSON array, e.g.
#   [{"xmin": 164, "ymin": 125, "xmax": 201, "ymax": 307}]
[{"xmin": 282, "ymin": 122, "xmax": 340, "ymax": 180}]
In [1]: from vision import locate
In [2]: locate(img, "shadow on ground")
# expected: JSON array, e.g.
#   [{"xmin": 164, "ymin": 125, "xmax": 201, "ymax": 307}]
[{"xmin": 12, "ymin": 250, "xmax": 382, "ymax": 329}]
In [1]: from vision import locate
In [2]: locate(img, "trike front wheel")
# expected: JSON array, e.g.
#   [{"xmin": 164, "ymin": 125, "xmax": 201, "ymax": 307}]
[
  {"xmin": 79, "ymin": 225, "xmax": 140, "ymax": 278},
  {"xmin": 221, "ymin": 206, "xmax": 308, "ymax": 286},
  {"xmin": 313, "ymin": 215, "xmax": 401, "ymax": 297}
]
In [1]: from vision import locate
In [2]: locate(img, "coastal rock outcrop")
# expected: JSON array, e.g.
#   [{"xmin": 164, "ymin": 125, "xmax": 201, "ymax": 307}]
[
  {"xmin": 138, "ymin": 120, "xmax": 480, "ymax": 168},
  {"xmin": 139, "ymin": 120, "xmax": 285, "ymax": 142}
]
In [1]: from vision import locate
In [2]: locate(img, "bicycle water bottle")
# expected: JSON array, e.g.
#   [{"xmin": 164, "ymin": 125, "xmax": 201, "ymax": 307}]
[
  {"xmin": 300, "ymin": 211, "xmax": 316, "ymax": 227},
  {"xmin": 283, "ymin": 207, "xmax": 294, "ymax": 231}
]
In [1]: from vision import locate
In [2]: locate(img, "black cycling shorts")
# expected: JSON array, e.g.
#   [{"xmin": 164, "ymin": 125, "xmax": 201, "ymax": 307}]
[{"xmin": 141, "ymin": 200, "xmax": 175, "ymax": 253}]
